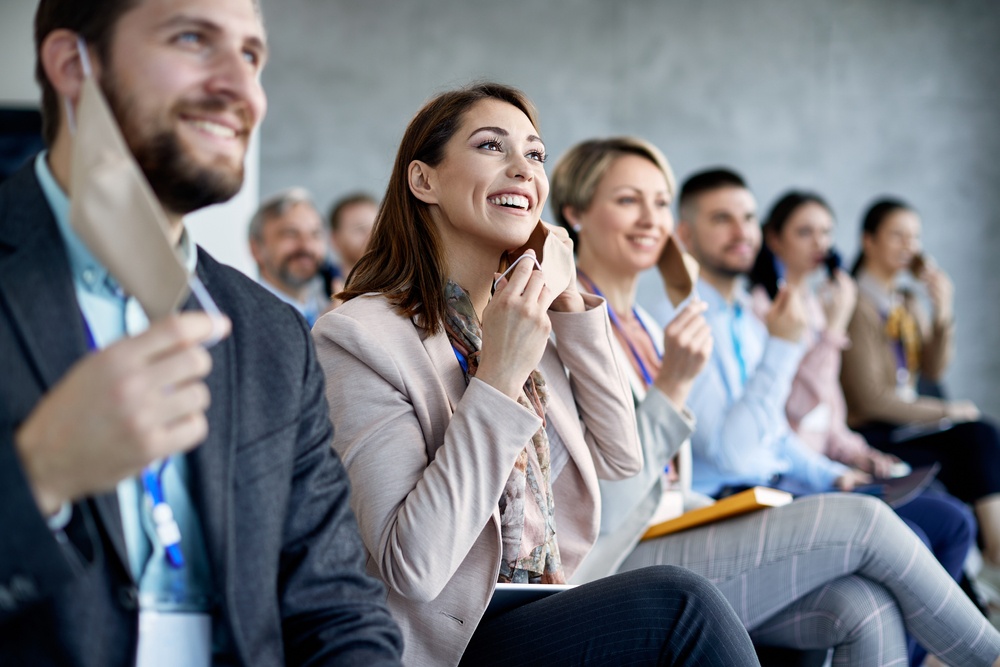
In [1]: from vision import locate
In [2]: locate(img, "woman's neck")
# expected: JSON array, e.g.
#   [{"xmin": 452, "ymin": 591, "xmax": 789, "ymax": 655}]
[
  {"xmin": 860, "ymin": 261, "xmax": 896, "ymax": 291},
  {"xmin": 782, "ymin": 268, "xmax": 809, "ymax": 294},
  {"xmin": 446, "ymin": 247, "xmax": 501, "ymax": 321},
  {"xmin": 576, "ymin": 255, "xmax": 637, "ymax": 315}
]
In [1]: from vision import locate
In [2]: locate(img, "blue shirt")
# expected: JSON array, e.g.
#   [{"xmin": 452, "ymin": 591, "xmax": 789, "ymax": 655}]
[
  {"xmin": 36, "ymin": 153, "xmax": 215, "ymax": 611},
  {"xmin": 686, "ymin": 280, "xmax": 849, "ymax": 496}
]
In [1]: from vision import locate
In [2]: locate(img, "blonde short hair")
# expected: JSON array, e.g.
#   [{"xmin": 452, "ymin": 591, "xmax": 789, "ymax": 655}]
[{"xmin": 550, "ymin": 136, "xmax": 676, "ymax": 242}]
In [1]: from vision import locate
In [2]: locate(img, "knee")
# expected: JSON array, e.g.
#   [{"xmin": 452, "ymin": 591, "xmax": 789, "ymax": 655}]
[
  {"xmin": 812, "ymin": 577, "xmax": 904, "ymax": 645},
  {"xmin": 956, "ymin": 419, "xmax": 1000, "ymax": 450},
  {"xmin": 629, "ymin": 565, "xmax": 735, "ymax": 616}
]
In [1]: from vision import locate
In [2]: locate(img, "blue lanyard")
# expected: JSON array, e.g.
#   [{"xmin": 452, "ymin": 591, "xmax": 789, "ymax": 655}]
[
  {"xmin": 713, "ymin": 302, "xmax": 748, "ymax": 400},
  {"xmin": 81, "ymin": 312, "xmax": 186, "ymax": 569},
  {"xmin": 577, "ymin": 270, "xmax": 662, "ymax": 387}
]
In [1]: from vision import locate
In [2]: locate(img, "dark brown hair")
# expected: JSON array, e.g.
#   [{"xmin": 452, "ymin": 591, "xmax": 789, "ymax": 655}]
[
  {"xmin": 327, "ymin": 192, "xmax": 378, "ymax": 232},
  {"xmin": 340, "ymin": 82, "xmax": 540, "ymax": 334},
  {"xmin": 34, "ymin": 0, "xmax": 140, "ymax": 146}
]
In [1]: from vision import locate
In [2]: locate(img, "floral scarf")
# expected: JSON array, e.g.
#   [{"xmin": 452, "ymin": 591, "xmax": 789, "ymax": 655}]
[{"xmin": 443, "ymin": 280, "xmax": 565, "ymax": 584}]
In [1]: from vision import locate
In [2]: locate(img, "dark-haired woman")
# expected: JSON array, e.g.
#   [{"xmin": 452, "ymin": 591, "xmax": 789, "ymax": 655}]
[
  {"xmin": 312, "ymin": 84, "xmax": 759, "ymax": 666},
  {"xmin": 843, "ymin": 198, "xmax": 1000, "ymax": 601},
  {"xmin": 749, "ymin": 191, "xmax": 980, "ymax": 665}
]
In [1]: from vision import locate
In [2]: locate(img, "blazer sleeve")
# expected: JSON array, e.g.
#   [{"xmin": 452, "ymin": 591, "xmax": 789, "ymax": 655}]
[
  {"xmin": 313, "ymin": 308, "xmax": 541, "ymax": 604},
  {"xmin": 0, "ymin": 427, "xmax": 98, "ymax": 625},
  {"xmin": 549, "ymin": 293, "xmax": 643, "ymax": 480},
  {"xmin": 279, "ymin": 315, "xmax": 403, "ymax": 667},
  {"xmin": 841, "ymin": 299, "xmax": 950, "ymax": 425}
]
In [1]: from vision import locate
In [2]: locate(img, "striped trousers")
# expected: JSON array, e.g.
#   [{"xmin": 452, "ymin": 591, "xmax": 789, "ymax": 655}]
[{"xmin": 619, "ymin": 493, "xmax": 1000, "ymax": 666}]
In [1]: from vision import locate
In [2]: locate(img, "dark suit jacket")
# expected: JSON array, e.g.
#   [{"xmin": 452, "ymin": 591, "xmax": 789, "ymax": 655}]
[{"xmin": 0, "ymin": 161, "xmax": 403, "ymax": 666}]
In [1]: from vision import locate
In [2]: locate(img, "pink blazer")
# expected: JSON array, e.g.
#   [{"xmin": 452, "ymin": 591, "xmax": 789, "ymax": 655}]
[{"xmin": 313, "ymin": 293, "xmax": 641, "ymax": 666}]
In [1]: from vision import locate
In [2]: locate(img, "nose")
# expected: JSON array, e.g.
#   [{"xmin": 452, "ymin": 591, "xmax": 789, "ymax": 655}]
[
  {"xmin": 506, "ymin": 152, "xmax": 534, "ymax": 181},
  {"xmin": 206, "ymin": 47, "xmax": 267, "ymax": 126}
]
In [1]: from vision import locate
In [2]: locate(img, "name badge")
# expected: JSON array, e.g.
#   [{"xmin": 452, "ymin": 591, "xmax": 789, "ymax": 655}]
[{"xmin": 136, "ymin": 611, "xmax": 211, "ymax": 667}]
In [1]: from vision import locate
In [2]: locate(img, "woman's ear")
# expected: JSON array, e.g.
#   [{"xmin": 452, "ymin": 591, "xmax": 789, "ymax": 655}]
[
  {"xmin": 764, "ymin": 227, "xmax": 781, "ymax": 255},
  {"xmin": 41, "ymin": 29, "xmax": 91, "ymax": 106},
  {"xmin": 562, "ymin": 205, "xmax": 582, "ymax": 232},
  {"xmin": 408, "ymin": 160, "xmax": 438, "ymax": 205}
]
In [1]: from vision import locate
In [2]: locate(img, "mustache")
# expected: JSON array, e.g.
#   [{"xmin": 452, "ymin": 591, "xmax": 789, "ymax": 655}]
[{"xmin": 177, "ymin": 96, "xmax": 252, "ymax": 133}]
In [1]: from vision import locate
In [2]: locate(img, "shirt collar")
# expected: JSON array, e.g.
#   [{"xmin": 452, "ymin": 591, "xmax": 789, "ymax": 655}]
[
  {"xmin": 855, "ymin": 268, "xmax": 897, "ymax": 314},
  {"xmin": 36, "ymin": 151, "xmax": 199, "ymax": 298},
  {"xmin": 696, "ymin": 278, "xmax": 749, "ymax": 315}
]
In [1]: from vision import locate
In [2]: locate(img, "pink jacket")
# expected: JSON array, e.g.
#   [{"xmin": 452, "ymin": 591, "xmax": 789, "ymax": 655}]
[{"xmin": 751, "ymin": 287, "xmax": 872, "ymax": 467}]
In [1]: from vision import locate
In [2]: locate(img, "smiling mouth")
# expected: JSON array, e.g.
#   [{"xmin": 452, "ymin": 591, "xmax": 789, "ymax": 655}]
[
  {"xmin": 627, "ymin": 235, "xmax": 660, "ymax": 248},
  {"xmin": 488, "ymin": 194, "xmax": 530, "ymax": 211}
]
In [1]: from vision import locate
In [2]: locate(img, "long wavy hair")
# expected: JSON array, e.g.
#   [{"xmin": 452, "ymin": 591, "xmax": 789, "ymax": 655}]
[{"xmin": 338, "ymin": 82, "xmax": 540, "ymax": 334}]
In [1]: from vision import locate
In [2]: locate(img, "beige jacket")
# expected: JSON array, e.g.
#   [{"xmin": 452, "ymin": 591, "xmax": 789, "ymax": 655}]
[
  {"xmin": 841, "ymin": 289, "xmax": 954, "ymax": 427},
  {"xmin": 313, "ymin": 293, "xmax": 641, "ymax": 666}
]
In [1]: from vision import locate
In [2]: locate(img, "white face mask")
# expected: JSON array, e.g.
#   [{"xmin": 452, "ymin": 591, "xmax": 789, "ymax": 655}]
[{"xmin": 67, "ymin": 37, "xmax": 223, "ymax": 340}]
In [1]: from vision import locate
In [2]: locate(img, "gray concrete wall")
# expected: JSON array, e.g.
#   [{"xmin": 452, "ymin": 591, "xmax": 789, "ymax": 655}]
[{"xmin": 260, "ymin": 0, "xmax": 1000, "ymax": 418}]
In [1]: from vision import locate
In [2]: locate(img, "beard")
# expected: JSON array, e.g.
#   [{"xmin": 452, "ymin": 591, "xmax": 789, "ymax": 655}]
[
  {"xmin": 276, "ymin": 252, "xmax": 322, "ymax": 288},
  {"xmin": 102, "ymin": 72, "xmax": 246, "ymax": 215}
]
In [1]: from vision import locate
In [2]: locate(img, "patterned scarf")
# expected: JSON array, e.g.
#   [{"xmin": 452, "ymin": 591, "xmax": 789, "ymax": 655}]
[{"xmin": 443, "ymin": 280, "xmax": 565, "ymax": 584}]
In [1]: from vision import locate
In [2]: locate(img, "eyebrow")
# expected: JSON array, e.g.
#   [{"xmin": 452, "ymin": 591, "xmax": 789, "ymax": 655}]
[
  {"xmin": 467, "ymin": 126, "xmax": 544, "ymax": 145},
  {"xmin": 159, "ymin": 15, "xmax": 268, "ymax": 59}
]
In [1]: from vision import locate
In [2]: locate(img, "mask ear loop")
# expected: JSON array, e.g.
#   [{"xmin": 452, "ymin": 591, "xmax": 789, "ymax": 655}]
[
  {"xmin": 65, "ymin": 36, "xmax": 94, "ymax": 136},
  {"xmin": 492, "ymin": 252, "xmax": 543, "ymax": 292}
]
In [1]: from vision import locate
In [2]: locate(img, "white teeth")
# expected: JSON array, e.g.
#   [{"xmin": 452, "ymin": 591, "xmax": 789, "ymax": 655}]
[
  {"xmin": 488, "ymin": 194, "xmax": 530, "ymax": 210},
  {"xmin": 629, "ymin": 236, "xmax": 657, "ymax": 247},
  {"xmin": 189, "ymin": 120, "xmax": 237, "ymax": 138}
]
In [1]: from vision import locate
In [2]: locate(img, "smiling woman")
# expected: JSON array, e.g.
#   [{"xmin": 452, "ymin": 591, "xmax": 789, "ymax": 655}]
[{"xmin": 312, "ymin": 83, "xmax": 760, "ymax": 667}]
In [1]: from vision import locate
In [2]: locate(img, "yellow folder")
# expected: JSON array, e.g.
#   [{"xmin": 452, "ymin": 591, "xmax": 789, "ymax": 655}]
[{"xmin": 641, "ymin": 486, "xmax": 793, "ymax": 541}]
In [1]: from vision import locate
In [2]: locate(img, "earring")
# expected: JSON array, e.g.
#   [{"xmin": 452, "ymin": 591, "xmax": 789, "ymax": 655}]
[{"xmin": 572, "ymin": 224, "xmax": 582, "ymax": 233}]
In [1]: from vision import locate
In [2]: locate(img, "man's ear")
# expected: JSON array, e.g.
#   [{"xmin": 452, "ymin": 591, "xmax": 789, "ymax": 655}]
[
  {"xmin": 40, "ymin": 29, "xmax": 93, "ymax": 106},
  {"xmin": 249, "ymin": 237, "xmax": 265, "ymax": 265},
  {"xmin": 675, "ymin": 218, "xmax": 693, "ymax": 250},
  {"xmin": 408, "ymin": 160, "xmax": 439, "ymax": 205}
]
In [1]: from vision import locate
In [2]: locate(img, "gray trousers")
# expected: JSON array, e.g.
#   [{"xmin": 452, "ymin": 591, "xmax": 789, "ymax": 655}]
[{"xmin": 619, "ymin": 493, "xmax": 999, "ymax": 666}]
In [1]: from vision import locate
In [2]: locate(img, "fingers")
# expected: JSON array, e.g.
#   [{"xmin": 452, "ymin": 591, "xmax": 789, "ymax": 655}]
[
  {"xmin": 116, "ymin": 312, "xmax": 231, "ymax": 369},
  {"xmin": 495, "ymin": 249, "xmax": 538, "ymax": 296}
]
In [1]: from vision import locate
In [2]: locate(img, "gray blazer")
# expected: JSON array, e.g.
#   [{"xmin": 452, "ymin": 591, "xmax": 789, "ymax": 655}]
[
  {"xmin": 0, "ymin": 161, "xmax": 402, "ymax": 666},
  {"xmin": 313, "ymin": 293, "xmax": 642, "ymax": 666}
]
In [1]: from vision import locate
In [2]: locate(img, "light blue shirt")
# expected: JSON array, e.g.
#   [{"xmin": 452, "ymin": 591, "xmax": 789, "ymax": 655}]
[
  {"xmin": 686, "ymin": 280, "xmax": 849, "ymax": 496},
  {"xmin": 36, "ymin": 153, "xmax": 215, "ymax": 611},
  {"xmin": 257, "ymin": 276, "xmax": 323, "ymax": 326}
]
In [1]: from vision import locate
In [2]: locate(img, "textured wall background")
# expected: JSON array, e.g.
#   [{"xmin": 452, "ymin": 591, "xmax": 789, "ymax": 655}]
[
  {"xmin": 258, "ymin": 0, "xmax": 1000, "ymax": 418},
  {"xmin": 2, "ymin": 0, "xmax": 996, "ymax": 416}
]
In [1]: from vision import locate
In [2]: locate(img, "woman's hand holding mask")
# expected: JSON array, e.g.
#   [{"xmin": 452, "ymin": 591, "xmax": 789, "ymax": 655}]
[
  {"xmin": 477, "ymin": 250, "xmax": 557, "ymax": 399},
  {"xmin": 506, "ymin": 222, "xmax": 584, "ymax": 314},
  {"xmin": 653, "ymin": 300, "xmax": 713, "ymax": 409}
]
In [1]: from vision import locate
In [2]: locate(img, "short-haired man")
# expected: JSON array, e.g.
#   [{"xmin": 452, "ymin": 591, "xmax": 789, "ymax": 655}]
[
  {"xmin": 674, "ymin": 168, "xmax": 859, "ymax": 496},
  {"xmin": 0, "ymin": 0, "xmax": 403, "ymax": 664},
  {"xmin": 324, "ymin": 192, "xmax": 377, "ymax": 300},
  {"xmin": 249, "ymin": 187, "xmax": 330, "ymax": 325}
]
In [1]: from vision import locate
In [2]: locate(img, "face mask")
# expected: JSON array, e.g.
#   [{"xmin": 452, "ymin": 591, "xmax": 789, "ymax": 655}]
[
  {"xmin": 496, "ymin": 222, "xmax": 575, "ymax": 294},
  {"xmin": 67, "ymin": 37, "xmax": 222, "ymax": 336},
  {"xmin": 658, "ymin": 235, "xmax": 700, "ymax": 307}
]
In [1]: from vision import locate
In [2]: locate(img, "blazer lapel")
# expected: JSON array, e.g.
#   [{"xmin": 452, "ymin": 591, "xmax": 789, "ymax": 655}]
[
  {"xmin": 185, "ymin": 277, "xmax": 235, "ymax": 608},
  {"xmin": 0, "ymin": 164, "xmax": 130, "ymax": 568},
  {"xmin": 418, "ymin": 322, "xmax": 467, "ymax": 413}
]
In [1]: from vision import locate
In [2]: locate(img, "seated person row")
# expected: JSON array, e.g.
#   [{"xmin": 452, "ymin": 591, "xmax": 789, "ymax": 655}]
[
  {"xmin": 746, "ymin": 188, "xmax": 980, "ymax": 664},
  {"xmin": 549, "ymin": 139, "xmax": 995, "ymax": 665},
  {"xmin": 840, "ymin": 198, "xmax": 1000, "ymax": 590},
  {"xmin": 312, "ymin": 83, "xmax": 760, "ymax": 666}
]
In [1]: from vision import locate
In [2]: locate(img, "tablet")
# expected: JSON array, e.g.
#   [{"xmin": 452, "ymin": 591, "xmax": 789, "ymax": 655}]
[{"xmin": 483, "ymin": 583, "xmax": 576, "ymax": 620}]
